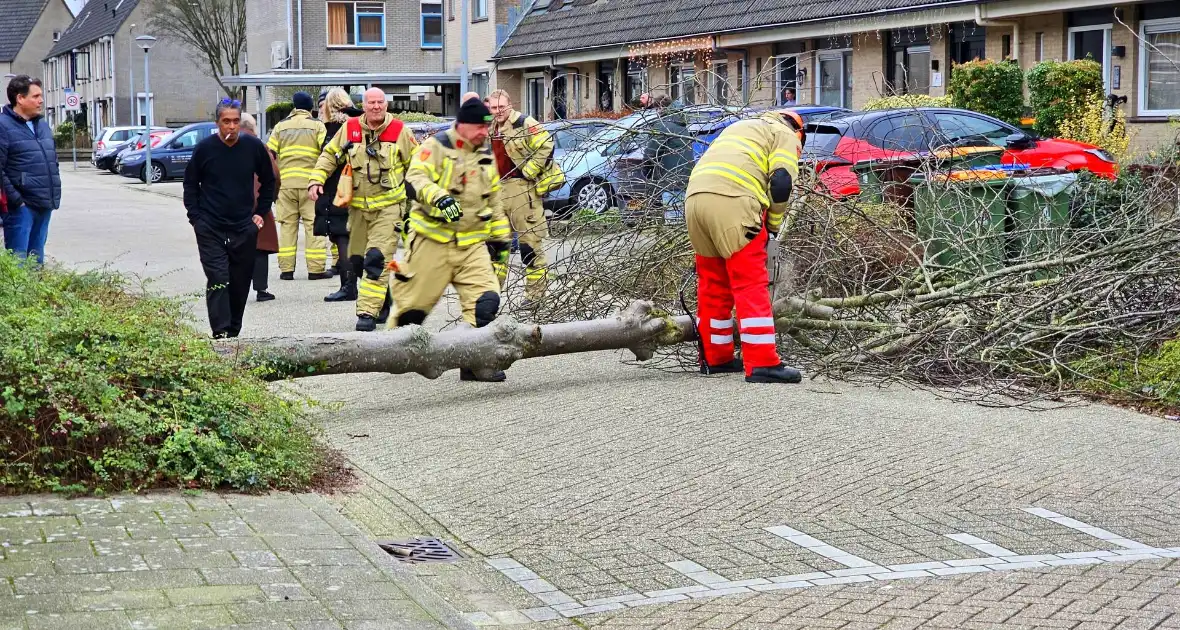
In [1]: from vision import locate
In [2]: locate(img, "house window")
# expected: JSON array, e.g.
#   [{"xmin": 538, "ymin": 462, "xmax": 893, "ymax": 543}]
[
  {"xmin": 471, "ymin": 72, "xmax": 489, "ymax": 98},
  {"xmin": 711, "ymin": 60, "xmax": 729, "ymax": 104},
  {"xmin": 776, "ymin": 55, "xmax": 797, "ymax": 105},
  {"xmin": 949, "ymin": 22, "xmax": 986, "ymax": 64},
  {"xmin": 472, "ymin": 0, "xmax": 487, "ymax": 20},
  {"xmin": 1068, "ymin": 24, "xmax": 1112, "ymax": 92},
  {"xmin": 1035, "ymin": 32, "xmax": 1045, "ymax": 61},
  {"xmin": 526, "ymin": 76, "xmax": 545, "ymax": 119},
  {"xmin": 670, "ymin": 63, "xmax": 696, "ymax": 105},
  {"xmin": 421, "ymin": 1, "xmax": 443, "ymax": 48},
  {"xmin": 1139, "ymin": 18, "xmax": 1180, "ymax": 116},
  {"xmin": 817, "ymin": 50, "xmax": 853, "ymax": 108},
  {"xmin": 736, "ymin": 59, "xmax": 744, "ymax": 101},
  {"xmin": 1001, "ymin": 34, "xmax": 1012, "ymax": 60},
  {"xmin": 327, "ymin": 2, "xmax": 386, "ymax": 47},
  {"xmin": 625, "ymin": 61, "xmax": 645, "ymax": 105},
  {"xmin": 890, "ymin": 45, "xmax": 931, "ymax": 95}
]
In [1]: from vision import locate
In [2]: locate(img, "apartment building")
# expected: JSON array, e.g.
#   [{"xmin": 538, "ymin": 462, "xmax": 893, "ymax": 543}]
[
  {"xmin": 0, "ymin": 0, "xmax": 74, "ymax": 80},
  {"xmin": 233, "ymin": 0, "xmax": 478, "ymax": 130},
  {"xmin": 41, "ymin": 0, "xmax": 222, "ymax": 132},
  {"xmin": 493, "ymin": 0, "xmax": 1180, "ymax": 151}
]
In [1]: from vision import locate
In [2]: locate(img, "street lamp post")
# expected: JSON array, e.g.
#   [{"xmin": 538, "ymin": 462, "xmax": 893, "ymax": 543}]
[
  {"xmin": 129, "ymin": 24, "xmax": 136, "ymax": 127},
  {"xmin": 136, "ymin": 35, "xmax": 156, "ymax": 188}
]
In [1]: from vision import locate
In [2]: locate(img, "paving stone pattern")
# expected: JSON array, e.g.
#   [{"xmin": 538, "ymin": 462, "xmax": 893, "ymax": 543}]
[
  {"xmin": 43, "ymin": 170, "xmax": 1180, "ymax": 628},
  {"xmin": 0, "ymin": 492, "xmax": 465, "ymax": 629}
]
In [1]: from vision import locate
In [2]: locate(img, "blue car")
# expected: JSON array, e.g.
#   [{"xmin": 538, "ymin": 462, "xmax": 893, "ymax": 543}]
[
  {"xmin": 118, "ymin": 122, "xmax": 219, "ymax": 183},
  {"xmin": 690, "ymin": 106, "xmax": 850, "ymax": 160}
]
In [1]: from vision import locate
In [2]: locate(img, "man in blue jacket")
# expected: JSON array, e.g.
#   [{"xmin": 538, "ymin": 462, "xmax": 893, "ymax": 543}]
[{"xmin": 0, "ymin": 75, "xmax": 60, "ymax": 263}]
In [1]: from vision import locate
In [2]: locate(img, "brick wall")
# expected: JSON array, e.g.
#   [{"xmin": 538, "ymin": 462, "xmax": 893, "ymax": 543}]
[
  {"xmin": 928, "ymin": 25, "xmax": 948, "ymax": 98},
  {"xmin": 747, "ymin": 44, "xmax": 776, "ymax": 107},
  {"xmin": 11, "ymin": 0, "xmax": 73, "ymax": 78},
  {"xmin": 850, "ymin": 35, "xmax": 885, "ymax": 109},
  {"xmin": 300, "ymin": 1, "xmax": 442, "ymax": 72}
]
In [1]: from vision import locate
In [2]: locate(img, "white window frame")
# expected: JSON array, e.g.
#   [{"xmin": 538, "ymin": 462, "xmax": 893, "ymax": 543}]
[
  {"xmin": 815, "ymin": 48, "xmax": 853, "ymax": 108},
  {"xmin": 711, "ymin": 59, "xmax": 729, "ymax": 104},
  {"xmin": 775, "ymin": 54, "xmax": 799, "ymax": 105},
  {"xmin": 1138, "ymin": 17, "xmax": 1180, "ymax": 117},
  {"xmin": 472, "ymin": 0, "xmax": 487, "ymax": 20},
  {"xmin": 1067, "ymin": 24, "xmax": 1112, "ymax": 93},
  {"xmin": 420, "ymin": 0, "xmax": 442, "ymax": 49},
  {"xmin": 525, "ymin": 72, "xmax": 546, "ymax": 120},
  {"xmin": 670, "ymin": 62, "xmax": 696, "ymax": 104},
  {"xmin": 326, "ymin": 1, "xmax": 387, "ymax": 48}
]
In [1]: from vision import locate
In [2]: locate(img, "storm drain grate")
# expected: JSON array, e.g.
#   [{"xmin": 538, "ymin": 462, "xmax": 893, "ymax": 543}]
[{"xmin": 376, "ymin": 537, "xmax": 464, "ymax": 564}]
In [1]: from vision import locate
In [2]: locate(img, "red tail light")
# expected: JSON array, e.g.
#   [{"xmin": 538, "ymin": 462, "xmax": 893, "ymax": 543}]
[{"xmin": 96, "ymin": 141, "xmax": 105, "ymax": 151}]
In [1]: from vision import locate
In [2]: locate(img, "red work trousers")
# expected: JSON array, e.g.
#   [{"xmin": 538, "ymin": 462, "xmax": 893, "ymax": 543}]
[{"xmin": 696, "ymin": 227, "xmax": 781, "ymax": 376}]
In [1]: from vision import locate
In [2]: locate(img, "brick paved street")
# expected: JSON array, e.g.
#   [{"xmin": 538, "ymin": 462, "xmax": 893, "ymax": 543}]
[
  {"xmin": 0, "ymin": 492, "xmax": 467, "ymax": 629},
  {"xmin": 30, "ymin": 169, "xmax": 1180, "ymax": 628}
]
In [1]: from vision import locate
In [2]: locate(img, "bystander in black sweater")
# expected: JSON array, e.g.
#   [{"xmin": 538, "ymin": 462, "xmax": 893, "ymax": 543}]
[{"xmin": 183, "ymin": 133, "xmax": 276, "ymax": 231}]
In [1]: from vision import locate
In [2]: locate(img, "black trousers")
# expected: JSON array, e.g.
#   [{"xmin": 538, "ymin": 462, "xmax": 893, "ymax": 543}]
[
  {"xmin": 253, "ymin": 252, "xmax": 271, "ymax": 292},
  {"xmin": 329, "ymin": 234, "xmax": 349, "ymax": 275},
  {"xmin": 194, "ymin": 222, "xmax": 258, "ymax": 338}
]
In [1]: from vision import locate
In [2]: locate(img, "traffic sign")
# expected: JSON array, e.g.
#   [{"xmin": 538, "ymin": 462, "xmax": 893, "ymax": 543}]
[{"xmin": 64, "ymin": 90, "xmax": 80, "ymax": 111}]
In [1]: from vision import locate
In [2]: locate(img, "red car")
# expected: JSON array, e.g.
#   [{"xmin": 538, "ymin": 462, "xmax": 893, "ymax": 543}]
[{"xmin": 805, "ymin": 108, "xmax": 1120, "ymax": 198}]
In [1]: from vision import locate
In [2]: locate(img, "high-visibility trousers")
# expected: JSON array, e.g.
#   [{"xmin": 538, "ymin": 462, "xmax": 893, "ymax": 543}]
[
  {"xmin": 348, "ymin": 204, "xmax": 400, "ymax": 317},
  {"xmin": 391, "ymin": 235, "xmax": 500, "ymax": 328},
  {"xmin": 686, "ymin": 191, "xmax": 780, "ymax": 375},
  {"xmin": 496, "ymin": 178, "xmax": 548, "ymax": 301},
  {"xmin": 276, "ymin": 188, "xmax": 327, "ymax": 273}
]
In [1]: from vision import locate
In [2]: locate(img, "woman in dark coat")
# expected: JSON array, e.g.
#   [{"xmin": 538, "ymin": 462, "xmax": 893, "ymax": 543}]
[{"xmin": 316, "ymin": 88, "xmax": 364, "ymax": 302}]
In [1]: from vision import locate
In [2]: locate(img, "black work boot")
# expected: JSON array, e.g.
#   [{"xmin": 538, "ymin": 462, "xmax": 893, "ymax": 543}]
[
  {"xmin": 308, "ymin": 271, "xmax": 333, "ymax": 280},
  {"xmin": 279, "ymin": 271, "xmax": 294, "ymax": 281},
  {"xmin": 323, "ymin": 268, "xmax": 357, "ymax": 302},
  {"xmin": 374, "ymin": 291, "xmax": 392, "ymax": 325},
  {"xmin": 745, "ymin": 364, "xmax": 803, "ymax": 384},
  {"xmin": 700, "ymin": 358, "xmax": 744, "ymax": 375},
  {"xmin": 460, "ymin": 368, "xmax": 507, "ymax": 382},
  {"xmin": 355, "ymin": 314, "xmax": 377, "ymax": 332}
]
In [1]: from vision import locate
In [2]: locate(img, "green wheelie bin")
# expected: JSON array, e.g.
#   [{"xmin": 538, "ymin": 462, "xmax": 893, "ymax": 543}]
[{"xmin": 910, "ymin": 170, "xmax": 1013, "ymax": 273}]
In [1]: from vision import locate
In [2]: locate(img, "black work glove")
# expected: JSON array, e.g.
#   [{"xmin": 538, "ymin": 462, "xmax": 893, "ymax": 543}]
[{"xmin": 430, "ymin": 196, "xmax": 462, "ymax": 223}]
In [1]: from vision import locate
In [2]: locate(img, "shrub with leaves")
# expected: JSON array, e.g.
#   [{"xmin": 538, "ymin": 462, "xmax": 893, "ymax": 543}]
[
  {"xmin": 1027, "ymin": 59, "xmax": 1104, "ymax": 137},
  {"xmin": 948, "ymin": 59, "xmax": 1025, "ymax": 125},
  {"xmin": 864, "ymin": 94, "xmax": 953, "ymax": 111},
  {"xmin": 1075, "ymin": 339, "xmax": 1180, "ymax": 414},
  {"xmin": 1058, "ymin": 97, "xmax": 1132, "ymax": 162},
  {"xmin": 391, "ymin": 112, "xmax": 444, "ymax": 122},
  {"xmin": 265, "ymin": 101, "xmax": 295, "ymax": 131},
  {"xmin": 0, "ymin": 255, "xmax": 327, "ymax": 494}
]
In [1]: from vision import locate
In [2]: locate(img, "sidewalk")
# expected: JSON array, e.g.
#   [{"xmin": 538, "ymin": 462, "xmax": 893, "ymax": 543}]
[{"xmin": 0, "ymin": 492, "xmax": 476, "ymax": 630}]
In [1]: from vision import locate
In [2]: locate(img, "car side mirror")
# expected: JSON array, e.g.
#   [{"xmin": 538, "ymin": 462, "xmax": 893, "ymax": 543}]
[{"xmin": 1005, "ymin": 132, "xmax": 1035, "ymax": 150}]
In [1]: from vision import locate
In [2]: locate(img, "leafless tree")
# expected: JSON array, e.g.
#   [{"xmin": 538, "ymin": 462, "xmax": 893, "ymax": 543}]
[{"xmin": 147, "ymin": 0, "xmax": 247, "ymax": 100}]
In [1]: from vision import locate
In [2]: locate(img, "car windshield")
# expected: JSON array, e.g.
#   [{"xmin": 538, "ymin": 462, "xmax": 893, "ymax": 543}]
[{"xmin": 802, "ymin": 124, "xmax": 845, "ymax": 161}]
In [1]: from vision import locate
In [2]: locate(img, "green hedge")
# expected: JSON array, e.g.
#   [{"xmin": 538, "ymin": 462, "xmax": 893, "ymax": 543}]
[
  {"xmin": 948, "ymin": 59, "xmax": 1025, "ymax": 126},
  {"xmin": 1027, "ymin": 59, "xmax": 1104, "ymax": 137},
  {"xmin": 266, "ymin": 102, "xmax": 295, "ymax": 131},
  {"xmin": 864, "ymin": 94, "xmax": 953, "ymax": 111},
  {"xmin": 0, "ymin": 255, "xmax": 327, "ymax": 494}
]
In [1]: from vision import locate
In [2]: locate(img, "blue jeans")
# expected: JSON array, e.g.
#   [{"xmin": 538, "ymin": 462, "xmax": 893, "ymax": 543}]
[{"xmin": 3, "ymin": 205, "xmax": 52, "ymax": 263}]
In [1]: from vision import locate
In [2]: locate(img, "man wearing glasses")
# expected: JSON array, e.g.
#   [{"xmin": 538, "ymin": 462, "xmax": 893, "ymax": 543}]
[{"xmin": 183, "ymin": 98, "xmax": 278, "ymax": 339}]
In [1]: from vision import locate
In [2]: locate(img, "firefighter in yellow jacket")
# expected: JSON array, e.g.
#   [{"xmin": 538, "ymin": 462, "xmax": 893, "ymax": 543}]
[
  {"xmin": 487, "ymin": 90, "xmax": 564, "ymax": 305},
  {"xmin": 308, "ymin": 87, "xmax": 418, "ymax": 332},
  {"xmin": 685, "ymin": 111, "xmax": 806, "ymax": 384},
  {"xmin": 267, "ymin": 92, "xmax": 330, "ymax": 280},
  {"xmin": 397, "ymin": 98, "xmax": 512, "ymax": 382}
]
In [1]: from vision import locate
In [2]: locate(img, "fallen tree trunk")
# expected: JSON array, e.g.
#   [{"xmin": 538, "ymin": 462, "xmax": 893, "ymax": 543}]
[
  {"xmin": 217, "ymin": 296, "xmax": 860, "ymax": 380},
  {"xmin": 218, "ymin": 301, "xmax": 695, "ymax": 380}
]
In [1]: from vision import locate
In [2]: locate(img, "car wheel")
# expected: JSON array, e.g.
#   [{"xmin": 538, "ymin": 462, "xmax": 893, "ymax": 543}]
[
  {"xmin": 142, "ymin": 161, "xmax": 165, "ymax": 183},
  {"xmin": 108, "ymin": 164, "xmax": 119, "ymax": 174},
  {"xmin": 572, "ymin": 179, "xmax": 612, "ymax": 215}
]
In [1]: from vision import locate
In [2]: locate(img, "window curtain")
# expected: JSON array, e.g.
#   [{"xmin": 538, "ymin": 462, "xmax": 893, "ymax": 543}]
[
  {"xmin": 328, "ymin": 3, "xmax": 350, "ymax": 45},
  {"xmin": 358, "ymin": 14, "xmax": 382, "ymax": 44}
]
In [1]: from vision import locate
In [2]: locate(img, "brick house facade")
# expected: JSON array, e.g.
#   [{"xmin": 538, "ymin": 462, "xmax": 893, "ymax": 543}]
[{"xmin": 493, "ymin": 0, "xmax": 1180, "ymax": 153}]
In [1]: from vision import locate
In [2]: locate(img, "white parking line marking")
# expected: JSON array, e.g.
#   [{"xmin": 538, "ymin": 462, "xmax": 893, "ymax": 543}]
[{"xmin": 1022, "ymin": 507, "xmax": 1154, "ymax": 549}]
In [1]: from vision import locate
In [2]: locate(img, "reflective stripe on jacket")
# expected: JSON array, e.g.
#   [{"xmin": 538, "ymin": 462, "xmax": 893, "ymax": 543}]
[
  {"xmin": 686, "ymin": 113, "xmax": 801, "ymax": 229},
  {"xmin": 405, "ymin": 128, "xmax": 510, "ymax": 247},
  {"xmin": 309, "ymin": 113, "xmax": 417, "ymax": 211},
  {"xmin": 266, "ymin": 110, "xmax": 327, "ymax": 189}
]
